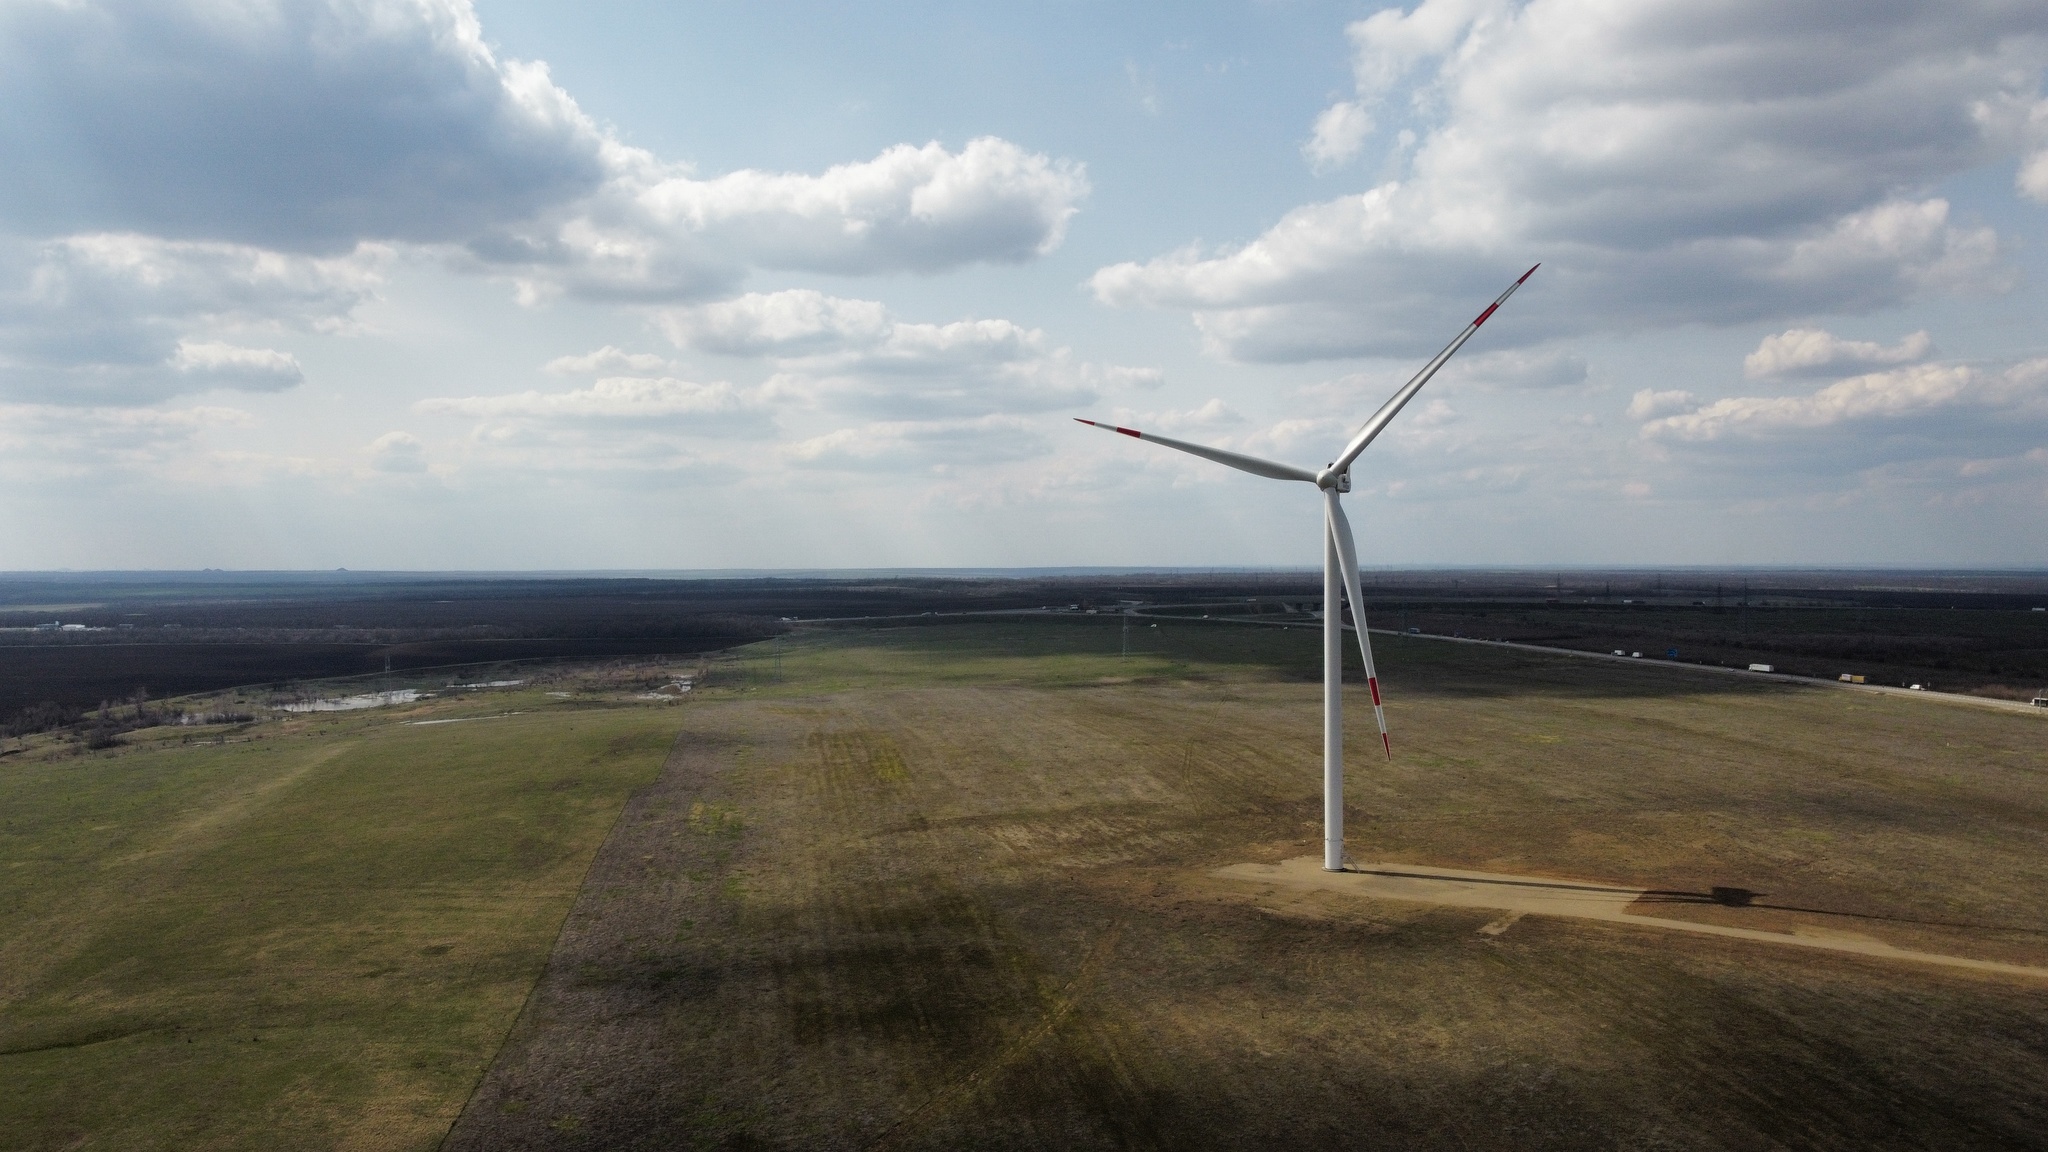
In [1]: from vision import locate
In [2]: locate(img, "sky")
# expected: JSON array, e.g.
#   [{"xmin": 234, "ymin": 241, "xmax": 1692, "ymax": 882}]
[{"xmin": 1, "ymin": 0, "xmax": 2045, "ymax": 571}]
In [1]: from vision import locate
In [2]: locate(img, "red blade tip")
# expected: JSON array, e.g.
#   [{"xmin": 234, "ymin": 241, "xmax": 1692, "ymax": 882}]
[
  {"xmin": 1076, "ymin": 417, "xmax": 1143, "ymax": 438},
  {"xmin": 1518, "ymin": 263, "xmax": 1540, "ymax": 284}
]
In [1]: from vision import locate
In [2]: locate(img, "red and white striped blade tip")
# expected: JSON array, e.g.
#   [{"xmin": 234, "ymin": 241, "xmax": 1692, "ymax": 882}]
[
  {"xmin": 1381, "ymin": 732, "xmax": 1392, "ymax": 759},
  {"xmin": 1518, "ymin": 263, "xmax": 1541, "ymax": 284},
  {"xmin": 1075, "ymin": 418, "xmax": 1141, "ymax": 438}
]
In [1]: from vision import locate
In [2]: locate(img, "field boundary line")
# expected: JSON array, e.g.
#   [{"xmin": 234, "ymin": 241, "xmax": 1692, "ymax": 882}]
[{"xmin": 434, "ymin": 713, "xmax": 699, "ymax": 1152}]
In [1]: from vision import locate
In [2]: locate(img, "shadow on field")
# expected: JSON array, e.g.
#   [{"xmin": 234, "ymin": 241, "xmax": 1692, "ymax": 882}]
[{"xmin": 1633, "ymin": 886, "xmax": 2048, "ymax": 937}]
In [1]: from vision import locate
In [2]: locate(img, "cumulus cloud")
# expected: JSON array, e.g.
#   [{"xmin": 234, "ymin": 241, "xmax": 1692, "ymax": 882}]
[
  {"xmin": 662, "ymin": 289, "xmax": 1047, "ymax": 373},
  {"xmin": 786, "ymin": 415, "xmax": 1051, "ymax": 472},
  {"xmin": 659, "ymin": 289, "xmax": 1158, "ymax": 419},
  {"xmin": 171, "ymin": 341, "xmax": 303, "ymax": 389},
  {"xmin": 418, "ymin": 376, "xmax": 770, "ymax": 431},
  {"xmin": 366, "ymin": 431, "xmax": 428, "ymax": 473},
  {"xmin": 1440, "ymin": 346, "xmax": 1587, "ymax": 390},
  {"xmin": 1640, "ymin": 358, "xmax": 2048, "ymax": 442},
  {"xmin": 543, "ymin": 346, "xmax": 672, "ymax": 375},
  {"xmin": 1743, "ymin": 328, "xmax": 1931, "ymax": 379},
  {"xmin": 1095, "ymin": 0, "xmax": 2046, "ymax": 362},
  {"xmin": 0, "ymin": 401, "xmax": 253, "ymax": 481},
  {"xmin": 1303, "ymin": 102, "xmax": 1374, "ymax": 171},
  {"xmin": 478, "ymin": 137, "xmax": 1089, "ymax": 302},
  {"xmin": 3, "ymin": 0, "xmax": 1090, "ymax": 284},
  {"xmin": 0, "ymin": 0, "xmax": 609, "ymax": 251},
  {"xmin": 0, "ymin": 1, "xmax": 1090, "ymax": 404},
  {"xmin": 659, "ymin": 290, "xmax": 892, "ymax": 356},
  {"xmin": 409, "ymin": 375, "xmax": 776, "ymax": 477},
  {"xmin": 1994, "ymin": 94, "xmax": 2048, "ymax": 203},
  {"xmin": 1627, "ymin": 388, "xmax": 1698, "ymax": 420},
  {"xmin": 0, "ymin": 233, "xmax": 383, "ymax": 402},
  {"xmin": 1132, "ymin": 398, "xmax": 1248, "ymax": 432}
]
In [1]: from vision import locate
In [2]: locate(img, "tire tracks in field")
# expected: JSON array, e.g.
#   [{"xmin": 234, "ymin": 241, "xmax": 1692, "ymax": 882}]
[{"xmin": 866, "ymin": 915, "xmax": 1128, "ymax": 1152}]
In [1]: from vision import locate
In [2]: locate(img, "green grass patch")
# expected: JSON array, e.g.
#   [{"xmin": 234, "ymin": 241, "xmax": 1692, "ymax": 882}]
[{"xmin": 0, "ymin": 700, "xmax": 679, "ymax": 1151}]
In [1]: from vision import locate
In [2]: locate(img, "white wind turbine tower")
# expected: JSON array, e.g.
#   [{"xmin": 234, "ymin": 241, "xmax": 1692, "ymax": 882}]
[{"xmin": 1078, "ymin": 265, "xmax": 1538, "ymax": 872}]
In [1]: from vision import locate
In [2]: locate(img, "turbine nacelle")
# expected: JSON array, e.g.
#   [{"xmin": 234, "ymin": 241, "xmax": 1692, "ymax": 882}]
[{"xmin": 1316, "ymin": 468, "xmax": 1351, "ymax": 492}]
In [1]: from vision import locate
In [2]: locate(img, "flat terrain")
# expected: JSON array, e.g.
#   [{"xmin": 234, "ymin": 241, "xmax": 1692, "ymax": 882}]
[
  {"xmin": 447, "ymin": 619, "xmax": 2048, "ymax": 1150},
  {"xmin": 0, "ymin": 665, "xmax": 695, "ymax": 1150},
  {"xmin": 0, "ymin": 637, "xmax": 737, "ymax": 720}
]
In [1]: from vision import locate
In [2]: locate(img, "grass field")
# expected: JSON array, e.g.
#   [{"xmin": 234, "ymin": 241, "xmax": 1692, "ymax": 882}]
[
  {"xmin": 0, "ymin": 666, "xmax": 694, "ymax": 1151},
  {"xmin": 7, "ymin": 621, "xmax": 2048, "ymax": 1149},
  {"xmin": 449, "ymin": 619, "xmax": 2048, "ymax": 1150}
]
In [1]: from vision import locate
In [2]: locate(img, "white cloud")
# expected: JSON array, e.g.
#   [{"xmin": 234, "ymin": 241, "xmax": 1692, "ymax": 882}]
[
  {"xmin": 658, "ymin": 290, "xmax": 892, "ymax": 356},
  {"xmin": 1303, "ymin": 102, "xmax": 1374, "ymax": 171},
  {"xmin": 661, "ymin": 289, "xmax": 1158, "ymax": 419},
  {"xmin": 0, "ymin": 233, "xmax": 384, "ymax": 402},
  {"xmin": 417, "ymin": 376, "xmax": 769, "ymax": 430},
  {"xmin": 1408, "ymin": 397, "xmax": 1457, "ymax": 428},
  {"xmin": 1238, "ymin": 417, "xmax": 1350, "ymax": 464},
  {"xmin": 760, "ymin": 352, "xmax": 1103, "ymax": 422},
  {"xmin": 412, "ymin": 375, "xmax": 777, "ymax": 476},
  {"xmin": 366, "ymin": 430, "xmax": 428, "ymax": 473},
  {"xmin": 1743, "ymin": 328, "xmax": 1931, "ymax": 379},
  {"xmin": 0, "ymin": 401, "xmax": 253, "ymax": 481},
  {"xmin": 786, "ymin": 415, "xmax": 1051, "ymax": 472},
  {"xmin": 0, "ymin": 0, "xmax": 609, "ymax": 251},
  {"xmin": 1439, "ymin": 346, "xmax": 1587, "ymax": 390},
  {"xmin": 480, "ymin": 137, "xmax": 1089, "ymax": 302},
  {"xmin": 0, "ymin": 0, "xmax": 1091, "ymax": 395},
  {"xmin": 1345, "ymin": 0, "xmax": 1505, "ymax": 99},
  {"xmin": 1626, "ymin": 388, "xmax": 1697, "ymax": 420},
  {"xmin": 1125, "ymin": 397, "xmax": 1248, "ymax": 432},
  {"xmin": 798, "ymin": 319, "xmax": 1042, "ymax": 375},
  {"xmin": 2021, "ymin": 149, "xmax": 2048, "ymax": 202},
  {"xmin": 1095, "ymin": 0, "xmax": 2047, "ymax": 362},
  {"xmin": 542, "ymin": 346, "xmax": 672, "ymax": 375},
  {"xmin": 171, "ymin": 340, "xmax": 303, "ymax": 389},
  {"xmin": 1641, "ymin": 357, "xmax": 2048, "ymax": 442},
  {"xmin": 2003, "ymin": 95, "xmax": 2048, "ymax": 203}
]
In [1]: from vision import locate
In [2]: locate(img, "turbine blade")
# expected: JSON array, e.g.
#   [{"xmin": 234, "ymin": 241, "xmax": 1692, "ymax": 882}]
[
  {"xmin": 1326, "ymin": 491, "xmax": 1391, "ymax": 758},
  {"xmin": 1075, "ymin": 419, "xmax": 1316, "ymax": 484},
  {"xmin": 1331, "ymin": 263, "xmax": 1539, "ymax": 476}
]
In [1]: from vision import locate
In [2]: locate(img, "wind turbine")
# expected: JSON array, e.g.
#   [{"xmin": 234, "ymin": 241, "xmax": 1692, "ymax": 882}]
[{"xmin": 1078, "ymin": 265, "xmax": 1538, "ymax": 872}]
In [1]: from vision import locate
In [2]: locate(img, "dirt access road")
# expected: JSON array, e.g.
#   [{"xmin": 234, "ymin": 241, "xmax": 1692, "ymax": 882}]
[{"xmin": 1219, "ymin": 857, "xmax": 2048, "ymax": 981}]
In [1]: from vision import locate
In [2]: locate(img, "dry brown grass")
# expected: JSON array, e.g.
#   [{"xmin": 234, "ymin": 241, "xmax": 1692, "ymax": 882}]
[{"xmin": 447, "ymin": 620, "xmax": 2048, "ymax": 1150}]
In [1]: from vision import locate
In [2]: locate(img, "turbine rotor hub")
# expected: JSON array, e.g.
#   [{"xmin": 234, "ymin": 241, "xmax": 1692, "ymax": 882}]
[{"xmin": 1316, "ymin": 467, "xmax": 1351, "ymax": 492}]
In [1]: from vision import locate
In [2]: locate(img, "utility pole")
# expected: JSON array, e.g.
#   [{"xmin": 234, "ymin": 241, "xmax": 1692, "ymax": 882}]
[{"xmin": 1121, "ymin": 609, "xmax": 1130, "ymax": 657}]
